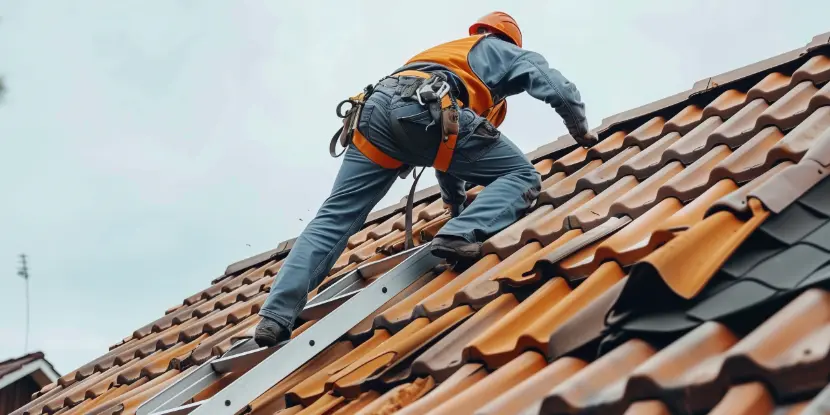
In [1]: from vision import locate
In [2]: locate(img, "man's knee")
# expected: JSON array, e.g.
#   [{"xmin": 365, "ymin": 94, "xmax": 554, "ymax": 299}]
[{"xmin": 516, "ymin": 165, "xmax": 542, "ymax": 203}]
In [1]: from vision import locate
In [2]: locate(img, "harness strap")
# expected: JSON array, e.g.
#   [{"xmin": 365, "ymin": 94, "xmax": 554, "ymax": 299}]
[
  {"xmin": 433, "ymin": 93, "xmax": 458, "ymax": 172},
  {"xmin": 353, "ymin": 128, "xmax": 404, "ymax": 169},
  {"xmin": 404, "ymin": 166, "xmax": 426, "ymax": 250}
]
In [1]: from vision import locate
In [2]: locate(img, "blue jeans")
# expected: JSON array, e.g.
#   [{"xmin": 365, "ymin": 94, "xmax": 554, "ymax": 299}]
[{"xmin": 259, "ymin": 76, "xmax": 541, "ymax": 330}]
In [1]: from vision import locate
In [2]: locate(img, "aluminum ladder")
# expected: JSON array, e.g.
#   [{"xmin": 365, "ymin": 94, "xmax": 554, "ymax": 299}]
[{"xmin": 136, "ymin": 242, "xmax": 440, "ymax": 415}]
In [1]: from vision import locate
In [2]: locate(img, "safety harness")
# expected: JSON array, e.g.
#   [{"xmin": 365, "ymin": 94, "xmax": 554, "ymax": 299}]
[{"xmin": 330, "ymin": 70, "xmax": 461, "ymax": 250}]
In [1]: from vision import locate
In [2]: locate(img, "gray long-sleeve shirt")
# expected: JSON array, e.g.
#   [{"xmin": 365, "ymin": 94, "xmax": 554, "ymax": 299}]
[{"xmin": 397, "ymin": 35, "xmax": 590, "ymax": 138}]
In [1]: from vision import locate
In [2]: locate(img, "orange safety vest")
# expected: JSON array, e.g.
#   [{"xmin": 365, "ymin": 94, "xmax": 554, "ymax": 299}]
[{"xmin": 353, "ymin": 34, "xmax": 508, "ymax": 172}]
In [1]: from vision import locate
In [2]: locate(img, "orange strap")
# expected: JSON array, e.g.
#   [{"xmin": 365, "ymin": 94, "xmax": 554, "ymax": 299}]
[
  {"xmin": 352, "ymin": 128, "xmax": 404, "ymax": 169},
  {"xmin": 433, "ymin": 94, "xmax": 457, "ymax": 172}
]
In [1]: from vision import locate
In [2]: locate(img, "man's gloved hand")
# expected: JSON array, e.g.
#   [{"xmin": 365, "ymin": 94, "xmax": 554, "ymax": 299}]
[{"xmin": 574, "ymin": 131, "xmax": 599, "ymax": 148}]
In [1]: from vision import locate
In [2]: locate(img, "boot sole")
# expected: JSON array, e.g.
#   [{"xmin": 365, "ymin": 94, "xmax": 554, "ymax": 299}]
[{"xmin": 431, "ymin": 245, "xmax": 480, "ymax": 261}]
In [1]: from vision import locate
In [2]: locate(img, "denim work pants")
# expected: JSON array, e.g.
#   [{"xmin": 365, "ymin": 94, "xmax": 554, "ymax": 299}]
[{"xmin": 259, "ymin": 76, "xmax": 541, "ymax": 330}]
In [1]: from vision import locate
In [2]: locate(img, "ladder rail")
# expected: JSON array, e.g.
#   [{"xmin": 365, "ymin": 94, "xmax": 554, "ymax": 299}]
[
  {"xmin": 137, "ymin": 243, "xmax": 438, "ymax": 415},
  {"xmin": 190, "ymin": 243, "xmax": 438, "ymax": 415}
]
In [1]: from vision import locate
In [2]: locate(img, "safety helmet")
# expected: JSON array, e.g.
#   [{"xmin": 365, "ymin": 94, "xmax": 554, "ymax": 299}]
[{"xmin": 469, "ymin": 11, "xmax": 522, "ymax": 48}]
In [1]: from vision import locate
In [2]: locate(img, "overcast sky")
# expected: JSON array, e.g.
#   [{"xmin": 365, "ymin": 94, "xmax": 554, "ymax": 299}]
[{"xmin": 1, "ymin": 1, "xmax": 828, "ymax": 374}]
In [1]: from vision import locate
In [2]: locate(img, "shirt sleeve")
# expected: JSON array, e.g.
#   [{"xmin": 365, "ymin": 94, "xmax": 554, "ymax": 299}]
[{"xmin": 469, "ymin": 36, "xmax": 590, "ymax": 138}]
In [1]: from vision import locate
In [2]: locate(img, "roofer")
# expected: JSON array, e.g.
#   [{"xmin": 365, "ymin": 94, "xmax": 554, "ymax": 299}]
[{"xmin": 255, "ymin": 11, "xmax": 597, "ymax": 346}]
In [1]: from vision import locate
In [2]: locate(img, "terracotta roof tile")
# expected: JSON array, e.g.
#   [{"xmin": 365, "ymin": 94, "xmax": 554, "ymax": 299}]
[
  {"xmin": 373, "ymin": 268, "xmax": 455, "ymax": 332},
  {"xmin": 353, "ymin": 377, "xmax": 433, "ymax": 415},
  {"xmin": 394, "ymin": 364, "xmax": 484, "ymax": 415},
  {"xmin": 756, "ymin": 80, "xmax": 819, "ymax": 132},
  {"xmin": 587, "ymin": 131, "xmax": 629, "ymax": 162},
  {"xmin": 523, "ymin": 192, "xmax": 592, "ymax": 245},
  {"xmin": 576, "ymin": 147, "xmax": 641, "ymax": 196},
  {"xmin": 792, "ymin": 54, "xmax": 830, "ymax": 85},
  {"xmin": 410, "ymin": 293, "xmax": 517, "ymax": 382},
  {"xmin": 539, "ymin": 159, "xmax": 602, "ymax": 206},
  {"xmin": 538, "ymin": 339, "xmax": 656, "ymax": 415},
  {"xmin": 701, "ymin": 89, "xmax": 748, "ymax": 120},
  {"xmin": 608, "ymin": 160, "xmax": 684, "ymax": 218},
  {"xmin": 287, "ymin": 330, "xmax": 390, "ymax": 406},
  {"xmin": 329, "ymin": 307, "xmax": 472, "ymax": 398},
  {"xmin": 621, "ymin": 117, "xmax": 666, "ymax": 149},
  {"xmin": 622, "ymin": 401, "xmax": 672, "ymax": 415},
  {"xmin": 568, "ymin": 176, "xmax": 638, "ymax": 231},
  {"xmin": 708, "ymin": 382, "xmax": 775, "ymax": 415},
  {"xmin": 551, "ymin": 146, "xmax": 590, "ymax": 175},
  {"xmin": 663, "ymin": 105, "xmax": 703, "ymax": 136},
  {"xmin": 707, "ymin": 98, "xmax": 769, "ymax": 149},
  {"xmin": 654, "ymin": 146, "xmax": 731, "ymax": 203},
  {"xmin": 560, "ymin": 198, "xmax": 683, "ymax": 276},
  {"xmin": 414, "ymin": 255, "xmax": 500, "ymax": 320},
  {"xmin": 426, "ymin": 351, "xmax": 546, "ymax": 415},
  {"xmin": 746, "ymin": 72, "xmax": 793, "ymax": 102},
  {"xmin": 476, "ymin": 356, "xmax": 586, "ymax": 415},
  {"xmin": 617, "ymin": 132, "xmax": 683, "ymax": 180},
  {"xmin": 465, "ymin": 278, "xmax": 571, "ymax": 368}
]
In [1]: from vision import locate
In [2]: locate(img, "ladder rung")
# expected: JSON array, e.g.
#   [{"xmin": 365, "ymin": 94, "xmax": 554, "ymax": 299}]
[{"xmin": 211, "ymin": 343, "xmax": 278, "ymax": 374}]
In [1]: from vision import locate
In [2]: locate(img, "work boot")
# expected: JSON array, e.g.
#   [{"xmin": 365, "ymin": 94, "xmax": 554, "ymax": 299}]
[
  {"xmin": 254, "ymin": 317, "xmax": 289, "ymax": 347},
  {"xmin": 430, "ymin": 235, "xmax": 481, "ymax": 262}
]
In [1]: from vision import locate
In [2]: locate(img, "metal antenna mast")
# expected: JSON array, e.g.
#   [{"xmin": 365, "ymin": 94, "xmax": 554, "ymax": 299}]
[{"xmin": 17, "ymin": 254, "xmax": 30, "ymax": 353}]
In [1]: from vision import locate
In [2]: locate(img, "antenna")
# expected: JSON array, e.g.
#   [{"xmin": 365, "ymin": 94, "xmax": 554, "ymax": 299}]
[{"xmin": 17, "ymin": 254, "xmax": 30, "ymax": 353}]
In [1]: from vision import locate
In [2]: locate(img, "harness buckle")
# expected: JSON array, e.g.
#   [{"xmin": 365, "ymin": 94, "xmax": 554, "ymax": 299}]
[{"xmin": 414, "ymin": 75, "xmax": 451, "ymax": 106}]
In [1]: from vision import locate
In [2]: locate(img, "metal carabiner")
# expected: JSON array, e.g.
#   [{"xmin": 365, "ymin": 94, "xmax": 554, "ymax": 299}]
[{"xmin": 336, "ymin": 99, "xmax": 358, "ymax": 119}]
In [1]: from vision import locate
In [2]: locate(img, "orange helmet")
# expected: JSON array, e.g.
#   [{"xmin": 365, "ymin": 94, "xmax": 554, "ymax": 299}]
[{"xmin": 469, "ymin": 11, "xmax": 522, "ymax": 48}]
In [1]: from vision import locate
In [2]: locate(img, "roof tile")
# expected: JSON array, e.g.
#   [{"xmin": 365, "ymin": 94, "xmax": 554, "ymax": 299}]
[
  {"xmin": 539, "ymin": 339, "xmax": 656, "ymax": 415},
  {"xmin": 708, "ymin": 382, "xmax": 775, "ymax": 415},
  {"xmin": 663, "ymin": 105, "xmax": 704, "ymax": 136},
  {"xmin": 287, "ymin": 330, "xmax": 391, "ymax": 406},
  {"xmin": 540, "ymin": 159, "xmax": 602, "ymax": 206},
  {"xmin": 523, "ymin": 192, "xmax": 593, "ymax": 245},
  {"xmin": 395, "ymin": 364, "xmax": 484, "ymax": 415},
  {"xmin": 414, "ymin": 255, "xmax": 500, "ymax": 320},
  {"xmin": 617, "ymin": 132, "xmax": 683, "ymax": 180},
  {"xmin": 660, "ymin": 115, "xmax": 723, "ymax": 166},
  {"xmin": 575, "ymin": 147, "xmax": 641, "ymax": 196},
  {"xmin": 791, "ymin": 54, "xmax": 830, "ymax": 85},
  {"xmin": 746, "ymin": 72, "xmax": 793, "ymax": 102},
  {"xmin": 410, "ymin": 294, "xmax": 517, "ymax": 382},
  {"xmin": 708, "ymin": 127, "xmax": 786, "ymax": 185},
  {"xmin": 329, "ymin": 307, "xmax": 472, "ymax": 398},
  {"xmin": 354, "ymin": 377, "xmax": 434, "ymax": 415},
  {"xmin": 609, "ymin": 160, "xmax": 685, "ymax": 218},
  {"xmin": 568, "ymin": 176, "xmax": 638, "ymax": 231},
  {"xmin": 588, "ymin": 131, "xmax": 629, "ymax": 162},
  {"xmin": 373, "ymin": 268, "xmax": 455, "ymax": 332},
  {"xmin": 476, "ymin": 357, "xmax": 586, "ymax": 415},
  {"xmin": 465, "ymin": 278, "xmax": 571, "ymax": 368},
  {"xmin": 551, "ymin": 146, "xmax": 590, "ymax": 175},
  {"xmin": 621, "ymin": 117, "xmax": 666, "ymax": 149},
  {"xmin": 654, "ymin": 146, "xmax": 731, "ymax": 203},
  {"xmin": 701, "ymin": 89, "xmax": 748, "ymax": 120},
  {"xmin": 426, "ymin": 351, "xmax": 547, "ymax": 415}
]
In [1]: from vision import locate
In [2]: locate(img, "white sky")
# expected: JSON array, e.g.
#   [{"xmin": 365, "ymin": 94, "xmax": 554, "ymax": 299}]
[{"xmin": 1, "ymin": 0, "xmax": 828, "ymax": 374}]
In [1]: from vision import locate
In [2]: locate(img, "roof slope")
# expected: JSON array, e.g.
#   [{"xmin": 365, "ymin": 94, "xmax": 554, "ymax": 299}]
[{"xmin": 12, "ymin": 31, "xmax": 830, "ymax": 415}]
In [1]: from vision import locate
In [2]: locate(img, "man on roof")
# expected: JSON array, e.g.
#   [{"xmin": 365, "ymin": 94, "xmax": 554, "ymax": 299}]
[{"xmin": 255, "ymin": 11, "xmax": 597, "ymax": 346}]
